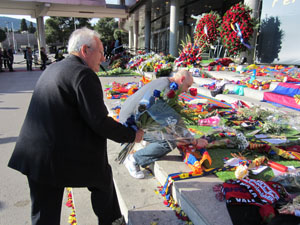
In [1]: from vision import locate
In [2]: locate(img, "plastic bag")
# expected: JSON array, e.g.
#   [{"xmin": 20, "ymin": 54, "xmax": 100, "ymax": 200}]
[{"xmin": 272, "ymin": 169, "xmax": 300, "ymax": 192}]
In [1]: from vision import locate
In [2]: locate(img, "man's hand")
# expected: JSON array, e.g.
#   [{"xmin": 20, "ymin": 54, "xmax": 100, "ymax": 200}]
[
  {"xmin": 134, "ymin": 129, "xmax": 144, "ymax": 143},
  {"xmin": 192, "ymin": 138, "xmax": 208, "ymax": 148}
]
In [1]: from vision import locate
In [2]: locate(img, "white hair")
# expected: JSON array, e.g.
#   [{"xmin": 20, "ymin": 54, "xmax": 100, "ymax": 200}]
[{"xmin": 67, "ymin": 27, "xmax": 101, "ymax": 53}]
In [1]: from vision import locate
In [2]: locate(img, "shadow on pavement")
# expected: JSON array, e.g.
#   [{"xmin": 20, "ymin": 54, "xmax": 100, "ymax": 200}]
[
  {"xmin": 0, "ymin": 136, "xmax": 18, "ymax": 145},
  {"xmin": 0, "ymin": 107, "xmax": 19, "ymax": 110},
  {"xmin": 0, "ymin": 201, "xmax": 5, "ymax": 210}
]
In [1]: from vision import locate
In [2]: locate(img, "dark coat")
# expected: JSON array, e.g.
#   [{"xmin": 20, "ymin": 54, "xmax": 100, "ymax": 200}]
[
  {"xmin": 40, "ymin": 51, "xmax": 48, "ymax": 62},
  {"xmin": 8, "ymin": 55, "xmax": 135, "ymax": 187}
]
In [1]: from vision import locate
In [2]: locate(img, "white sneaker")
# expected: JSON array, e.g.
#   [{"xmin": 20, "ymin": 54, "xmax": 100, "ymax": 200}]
[{"xmin": 123, "ymin": 154, "xmax": 144, "ymax": 179}]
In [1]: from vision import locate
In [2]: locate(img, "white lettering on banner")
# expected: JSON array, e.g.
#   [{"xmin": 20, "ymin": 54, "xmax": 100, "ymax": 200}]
[
  {"xmin": 241, "ymin": 179, "xmax": 279, "ymax": 203},
  {"xmin": 236, "ymin": 198, "xmax": 256, "ymax": 203},
  {"xmin": 250, "ymin": 180, "xmax": 279, "ymax": 202},
  {"xmin": 248, "ymin": 189, "xmax": 258, "ymax": 198}
]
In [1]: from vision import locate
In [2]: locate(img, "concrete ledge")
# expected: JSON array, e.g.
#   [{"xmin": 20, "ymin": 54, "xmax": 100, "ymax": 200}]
[
  {"xmin": 154, "ymin": 150, "xmax": 233, "ymax": 225},
  {"xmin": 193, "ymin": 75, "xmax": 279, "ymax": 102},
  {"xmin": 206, "ymin": 71, "xmax": 274, "ymax": 83},
  {"xmin": 107, "ymin": 140, "xmax": 186, "ymax": 225},
  {"xmin": 128, "ymin": 203, "xmax": 186, "ymax": 225}
]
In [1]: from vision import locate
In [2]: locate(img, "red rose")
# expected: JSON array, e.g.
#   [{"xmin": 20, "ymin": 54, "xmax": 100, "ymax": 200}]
[
  {"xmin": 189, "ymin": 88, "xmax": 198, "ymax": 96},
  {"xmin": 167, "ymin": 89, "xmax": 176, "ymax": 98}
]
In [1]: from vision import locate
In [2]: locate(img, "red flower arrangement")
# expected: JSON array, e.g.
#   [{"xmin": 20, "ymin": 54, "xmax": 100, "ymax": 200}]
[
  {"xmin": 209, "ymin": 58, "xmax": 233, "ymax": 67},
  {"xmin": 175, "ymin": 36, "xmax": 202, "ymax": 67},
  {"xmin": 194, "ymin": 11, "xmax": 221, "ymax": 49},
  {"xmin": 219, "ymin": 2, "xmax": 256, "ymax": 56}
]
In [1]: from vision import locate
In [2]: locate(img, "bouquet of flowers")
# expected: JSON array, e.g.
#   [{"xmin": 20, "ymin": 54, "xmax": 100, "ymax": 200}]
[
  {"xmin": 154, "ymin": 63, "xmax": 173, "ymax": 78},
  {"xmin": 175, "ymin": 35, "xmax": 203, "ymax": 68},
  {"xmin": 116, "ymin": 82, "xmax": 196, "ymax": 163},
  {"xmin": 127, "ymin": 56, "xmax": 145, "ymax": 70},
  {"xmin": 142, "ymin": 61, "xmax": 155, "ymax": 72}
]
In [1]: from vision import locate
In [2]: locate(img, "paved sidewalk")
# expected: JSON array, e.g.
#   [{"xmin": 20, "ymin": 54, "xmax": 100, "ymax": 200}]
[{"xmin": 0, "ymin": 69, "xmax": 48, "ymax": 225}]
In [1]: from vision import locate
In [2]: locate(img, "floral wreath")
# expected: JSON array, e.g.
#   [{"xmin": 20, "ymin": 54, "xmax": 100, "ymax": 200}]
[
  {"xmin": 219, "ymin": 2, "xmax": 256, "ymax": 56},
  {"xmin": 193, "ymin": 11, "xmax": 221, "ymax": 49}
]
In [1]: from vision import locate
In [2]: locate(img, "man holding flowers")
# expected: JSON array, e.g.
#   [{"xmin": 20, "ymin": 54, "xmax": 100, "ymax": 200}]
[
  {"xmin": 8, "ymin": 27, "xmax": 144, "ymax": 225},
  {"xmin": 119, "ymin": 69, "xmax": 208, "ymax": 179}
]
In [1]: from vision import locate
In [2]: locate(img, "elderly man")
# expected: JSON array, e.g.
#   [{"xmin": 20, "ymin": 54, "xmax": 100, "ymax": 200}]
[
  {"xmin": 8, "ymin": 27, "xmax": 143, "ymax": 225},
  {"xmin": 119, "ymin": 70, "xmax": 208, "ymax": 179}
]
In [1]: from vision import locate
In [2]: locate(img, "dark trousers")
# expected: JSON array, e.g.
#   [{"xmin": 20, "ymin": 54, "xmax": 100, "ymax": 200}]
[
  {"xmin": 28, "ymin": 176, "xmax": 122, "ymax": 225},
  {"xmin": 26, "ymin": 60, "xmax": 33, "ymax": 71},
  {"xmin": 41, "ymin": 60, "xmax": 46, "ymax": 70},
  {"xmin": 3, "ymin": 59, "xmax": 8, "ymax": 68},
  {"xmin": 8, "ymin": 58, "xmax": 13, "ymax": 71}
]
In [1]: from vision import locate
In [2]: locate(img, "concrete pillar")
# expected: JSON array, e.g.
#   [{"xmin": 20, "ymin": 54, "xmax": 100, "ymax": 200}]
[
  {"xmin": 145, "ymin": 9, "xmax": 151, "ymax": 53},
  {"xmin": 36, "ymin": 16, "xmax": 46, "ymax": 52},
  {"xmin": 241, "ymin": 0, "xmax": 260, "ymax": 64},
  {"xmin": 128, "ymin": 25, "xmax": 134, "ymax": 52},
  {"xmin": 133, "ymin": 20, "xmax": 139, "ymax": 53},
  {"xmin": 169, "ymin": 0, "xmax": 179, "ymax": 57}
]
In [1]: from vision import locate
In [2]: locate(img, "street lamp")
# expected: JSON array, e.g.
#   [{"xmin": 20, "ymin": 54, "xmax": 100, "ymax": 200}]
[
  {"xmin": 5, "ymin": 22, "xmax": 11, "ymax": 46},
  {"xmin": 11, "ymin": 22, "xmax": 17, "ymax": 51},
  {"xmin": 26, "ymin": 31, "xmax": 30, "ymax": 47}
]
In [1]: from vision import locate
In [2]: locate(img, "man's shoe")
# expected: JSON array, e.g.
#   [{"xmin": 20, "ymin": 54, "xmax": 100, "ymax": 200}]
[
  {"xmin": 210, "ymin": 84, "xmax": 225, "ymax": 97},
  {"xmin": 112, "ymin": 216, "xmax": 126, "ymax": 225},
  {"xmin": 124, "ymin": 154, "xmax": 144, "ymax": 179}
]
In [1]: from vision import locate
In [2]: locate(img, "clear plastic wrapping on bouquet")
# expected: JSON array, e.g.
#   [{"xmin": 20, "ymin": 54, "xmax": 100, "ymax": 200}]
[
  {"xmin": 135, "ymin": 99, "xmax": 194, "ymax": 145},
  {"xmin": 144, "ymin": 123, "xmax": 194, "ymax": 145},
  {"xmin": 272, "ymin": 169, "xmax": 300, "ymax": 192},
  {"xmin": 285, "ymin": 113, "xmax": 300, "ymax": 132},
  {"xmin": 206, "ymin": 125, "xmax": 249, "ymax": 150}
]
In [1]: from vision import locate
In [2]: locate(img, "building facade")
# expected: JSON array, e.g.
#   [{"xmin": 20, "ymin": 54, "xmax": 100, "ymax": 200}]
[
  {"xmin": 123, "ymin": 0, "xmax": 260, "ymax": 62},
  {"xmin": 2, "ymin": 32, "xmax": 38, "ymax": 51}
]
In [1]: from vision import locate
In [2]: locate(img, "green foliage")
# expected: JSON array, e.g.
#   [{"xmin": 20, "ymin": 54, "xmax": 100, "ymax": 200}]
[
  {"xmin": 179, "ymin": 34, "xmax": 192, "ymax": 54},
  {"xmin": 113, "ymin": 28, "xmax": 128, "ymax": 44},
  {"xmin": 110, "ymin": 58, "xmax": 129, "ymax": 69},
  {"xmin": 45, "ymin": 17, "xmax": 91, "ymax": 45},
  {"xmin": 236, "ymin": 106, "xmax": 273, "ymax": 121},
  {"xmin": 156, "ymin": 67, "xmax": 172, "ymax": 78},
  {"xmin": 28, "ymin": 22, "xmax": 36, "ymax": 33},
  {"xmin": 45, "ymin": 18, "xmax": 63, "ymax": 45},
  {"xmin": 0, "ymin": 28, "xmax": 7, "ymax": 43},
  {"xmin": 97, "ymin": 68, "xmax": 139, "ymax": 76},
  {"xmin": 20, "ymin": 18, "xmax": 28, "ymax": 31},
  {"xmin": 94, "ymin": 18, "xmax": 118, "ymax": 44},
  {"xmin": 163, "ymin": 54, "xmax": 176, "ymax": 63}
]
